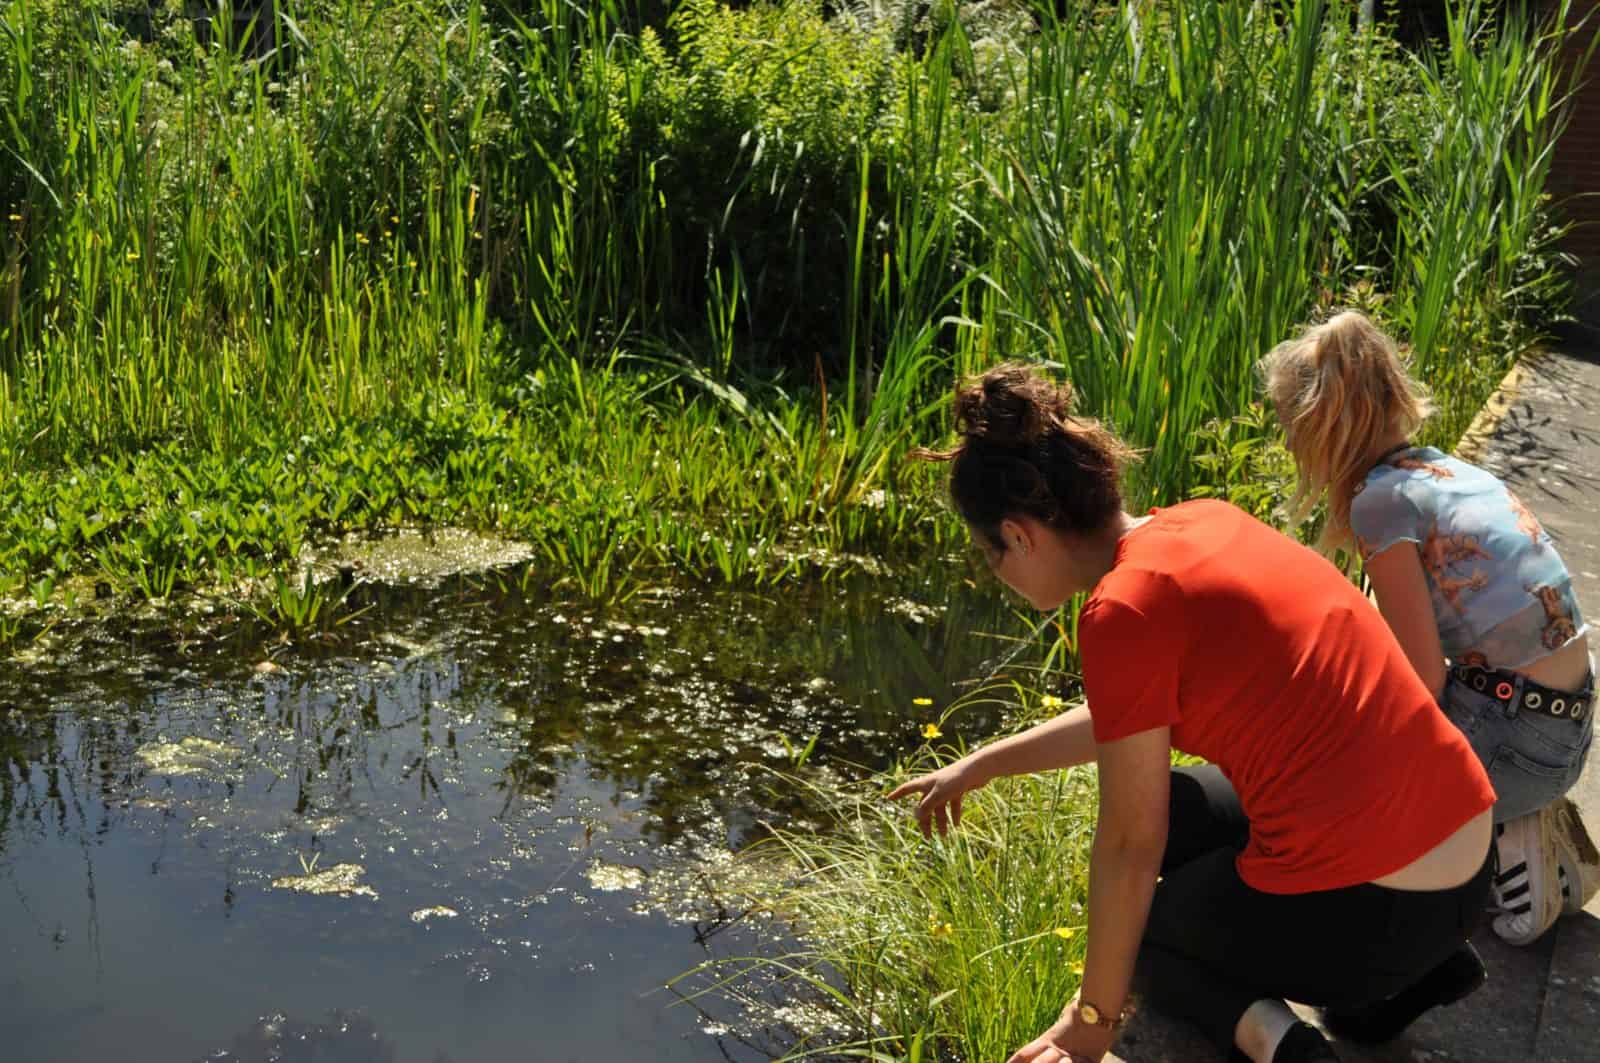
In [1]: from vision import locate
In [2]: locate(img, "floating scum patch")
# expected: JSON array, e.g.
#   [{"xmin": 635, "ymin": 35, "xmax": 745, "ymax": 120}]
[
  {"xmin": 270, "ymin": 863, "xmax": 379, "ymax": 900},
  {"xmin": 585, "ymin": 861, "xmax": 648, "ymax": 892},
  {"xmin": 135, "ymin": 737, "xmax": 239, "ymax": 778},
  {"xmin": 316, "ymin": 527, "xmax": 536, "ymax": 586},
  {"xmin": 410, "ymin": 906, "xmax": 461, "ymax": 923}
]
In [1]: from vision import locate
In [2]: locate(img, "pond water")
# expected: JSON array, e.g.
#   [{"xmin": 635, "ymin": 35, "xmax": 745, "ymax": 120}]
[{"xmin": 0, "ymin": 566, "xmax": 1021, "ymax": 1062}]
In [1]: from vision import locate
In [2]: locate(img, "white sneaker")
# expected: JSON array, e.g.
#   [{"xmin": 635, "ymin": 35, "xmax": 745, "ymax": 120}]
[
  {"xmin": 1552, "ymin": 797, "xmax": 1600, "ymax": 916},
  {"xmin": 1492, "ymin": 807, "xmax": 1564, "ymax": 946}
]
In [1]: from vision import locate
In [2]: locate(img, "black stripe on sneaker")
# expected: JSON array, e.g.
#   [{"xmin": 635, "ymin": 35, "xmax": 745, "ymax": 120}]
[
  {"xmin": 1502, "ymin": 883, "xmax": 1530, "ymax": 904},
  {"xmin": 1497, "ymin": 863, "xmax": 1528, "ymax": 887}
]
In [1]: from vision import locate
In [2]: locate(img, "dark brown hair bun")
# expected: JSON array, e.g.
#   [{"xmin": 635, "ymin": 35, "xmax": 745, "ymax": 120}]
[
  {"xmin": 953, "ymin": 364, "xmax": 1074, "ymax": 448},
  {"xmin": 915, "ymin": 362, "xmax": 1135, "ymax": 553}
]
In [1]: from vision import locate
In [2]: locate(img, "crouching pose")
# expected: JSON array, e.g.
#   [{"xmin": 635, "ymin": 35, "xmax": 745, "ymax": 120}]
[
  {"xmin": 891, "ymin": 364, "xmax": 1494, "ymax": 1062},
  {"xmin": 1261, "ymin": 311, "xmax": 1594, "ymax": 946}
]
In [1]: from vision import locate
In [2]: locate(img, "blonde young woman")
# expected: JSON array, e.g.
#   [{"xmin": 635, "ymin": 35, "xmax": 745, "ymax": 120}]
[
  {"xmin": 1261, "ymin": 311, "xmax": 1595, "ymax": 947},
  {"xmin": 890, "ymin": 364, "xmax": 1494, "ymax": 1063}
]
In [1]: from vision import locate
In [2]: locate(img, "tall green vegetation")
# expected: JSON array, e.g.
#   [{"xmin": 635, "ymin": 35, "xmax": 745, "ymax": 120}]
[
  {"xmin": 1383, "ymin": 0, "xmax": 1585, "ymax": 432},
  {"xmin": 0, "ymin": 0, "xmax": 1582, "ymax": 625}
]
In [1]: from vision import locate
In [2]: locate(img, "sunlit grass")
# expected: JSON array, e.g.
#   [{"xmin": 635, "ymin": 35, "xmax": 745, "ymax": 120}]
[
  {"xmin": 682, "ymin": 680, "xmax": 1098, "ymax": 1061},
  {"xmin": 0, "ymin": 0, "xmax": 1581, "ymax": 644},
  {"xmin": 0, "ymin": 362, "xmax": 965, "ymax": 649}
]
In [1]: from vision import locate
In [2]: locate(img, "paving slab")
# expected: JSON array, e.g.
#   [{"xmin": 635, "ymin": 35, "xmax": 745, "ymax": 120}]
[{"xmin": 1108, "ymin": 344, "xmax": 1600, "ymax": 1061}]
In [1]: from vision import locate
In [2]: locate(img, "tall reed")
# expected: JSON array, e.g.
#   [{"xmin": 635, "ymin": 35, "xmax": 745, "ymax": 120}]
[
  {"xmin": 0, "ymin": 0, "xmax": 1581, "ymax": 610},
  {"xmin": 1384, "ymin": 0, "xmax": 1589, "ymax": 439}
]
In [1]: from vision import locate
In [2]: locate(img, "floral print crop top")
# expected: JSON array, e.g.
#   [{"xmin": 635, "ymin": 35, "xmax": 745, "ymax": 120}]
[{"xmin": 1350, "ymin": 446, "xmax": 1588, "ymax": 669}]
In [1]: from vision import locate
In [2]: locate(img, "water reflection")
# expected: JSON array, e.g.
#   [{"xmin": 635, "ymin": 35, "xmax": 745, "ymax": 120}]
[
  {"xmin": 204, "ymin": 1011, "xmax": 402, "ymax": 1063},
  {"xmin": 0, "ymin": 568, "xmax": 1028, "ymax": 1062}
]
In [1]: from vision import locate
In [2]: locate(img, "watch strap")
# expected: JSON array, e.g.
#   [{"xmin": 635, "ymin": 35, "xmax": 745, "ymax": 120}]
[{"xmin": 1076, "ymin": 999, "xmax": 1131, "ymax": 1030}]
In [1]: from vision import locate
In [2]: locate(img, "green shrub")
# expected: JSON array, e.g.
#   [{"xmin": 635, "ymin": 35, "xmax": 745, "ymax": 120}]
[
  {"xmin": 0, "ymin": 0, "xmax": 1583, "ymax": 617},
  {"xmin": 615, "ymin": 0, "xmax": 911, "ymax": 350}
]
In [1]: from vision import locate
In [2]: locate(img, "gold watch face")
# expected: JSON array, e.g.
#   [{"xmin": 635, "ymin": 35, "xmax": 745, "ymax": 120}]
[{"xmin": 1079, "ymin": 1003, "xmax": 1102, "ymax": 1026}]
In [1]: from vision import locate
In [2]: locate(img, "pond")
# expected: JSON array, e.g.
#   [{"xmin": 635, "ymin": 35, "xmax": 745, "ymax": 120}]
[{"xmin": 0, "ymin": 561, "xmax": 1021, "ymax": 1062}]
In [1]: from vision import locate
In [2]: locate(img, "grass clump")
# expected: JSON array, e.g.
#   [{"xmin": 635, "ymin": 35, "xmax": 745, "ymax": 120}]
[{"xmin": 705, "ymin": 684, "xmax": 1098, "ymax": 1061}]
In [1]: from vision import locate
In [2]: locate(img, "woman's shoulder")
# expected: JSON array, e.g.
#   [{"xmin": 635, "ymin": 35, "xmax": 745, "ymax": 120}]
[
  {"xmin": 1353, "ymin": 463, "xmax": 1423, "ymax": 519},
  {"xmin": 1357, "ymin": 445, "xmax": 1487, "ymax": 506},
  {"xmin": 1086, "ymin": 563, "xmax": 1181, "ymax": 614},
  {"xmin": 1384, "ymin": 445, "xmax": 1509, "ymax": 487}
]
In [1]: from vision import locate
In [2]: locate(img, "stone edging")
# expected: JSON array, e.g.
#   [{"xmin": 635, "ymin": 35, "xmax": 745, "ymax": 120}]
[{"xmin": 1453, "ymin": 352, "xmax": 1544, "ymax": 463}]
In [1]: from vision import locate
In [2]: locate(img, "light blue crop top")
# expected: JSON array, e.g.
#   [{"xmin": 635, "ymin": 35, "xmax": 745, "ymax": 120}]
[{"xmin": 1350, "ymin": 446, "xmax": 1588, "ymax": 669}]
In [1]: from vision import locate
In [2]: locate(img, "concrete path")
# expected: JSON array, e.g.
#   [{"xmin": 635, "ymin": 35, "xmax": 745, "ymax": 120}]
[{"xmin": 1108, "ymin": 344, "xmax": 1600, "ymax": 1062}]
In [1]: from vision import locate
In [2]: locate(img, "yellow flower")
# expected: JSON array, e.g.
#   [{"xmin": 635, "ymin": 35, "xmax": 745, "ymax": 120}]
[
  {"xmin": 929, "ymin": 920, "xmax": 954, "ymax": 939},
  {"xmin": 921, "ymin": 723, "xmax": 942, "ymax": 740},
  {"xmin": 125, "ymin": 250, "xmax": 139, "ymax": 262},
  {"xmin": 912, "ymin": 697, "xmax": 933, "ymax": 706},
  {"xmin": 1053, "ymin": 927, "xmax": 1076, "ymax": 939},
  {"xmin": 355, "ymin": 232, "xmax": 369, "ymax": 244},
  {"xmin": 7, "ymin": 213, "xmax": 20, "ymax": 222},
  {"xmin": 1041, "ymin": 694, "xmax": 1064, "ymax": 708}
]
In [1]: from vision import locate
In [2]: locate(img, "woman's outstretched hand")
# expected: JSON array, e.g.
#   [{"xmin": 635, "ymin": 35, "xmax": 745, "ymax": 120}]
[
  {"xmin": 886, "ymin": 758, "xmax": 986, "ymax": 838},
  {"xmin": 1005, "ymin": 1003, "xmax": 1117, "ymax": 1063}
]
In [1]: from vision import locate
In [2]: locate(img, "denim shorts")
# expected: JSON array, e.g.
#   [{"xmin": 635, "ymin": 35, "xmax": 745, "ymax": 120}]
[{"xmin": 1438, "ymin": 668, "xmax": 1595, "ymax": 823}]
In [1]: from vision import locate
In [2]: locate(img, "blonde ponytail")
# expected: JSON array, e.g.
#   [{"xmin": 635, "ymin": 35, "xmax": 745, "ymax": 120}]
[{"xmin": 1259, "ymin": 311, "xmax": 1432, "ymax": 551}]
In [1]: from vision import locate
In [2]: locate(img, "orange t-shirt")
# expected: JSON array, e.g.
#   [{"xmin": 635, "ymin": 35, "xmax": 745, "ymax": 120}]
[{"xmin": 1080, "ymin": 500, "xmax": 1495, "ymax": 895}]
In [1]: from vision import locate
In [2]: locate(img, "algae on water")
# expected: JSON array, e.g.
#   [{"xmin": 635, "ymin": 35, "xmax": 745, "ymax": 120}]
[
  {"xmin": 586, "ymin": 861, "xmax": 647, "ymax": 892},
  {"xmin": 410, "ymin": 906, "xmax": 460, "ymax": 923},
  {"xmin": 136, "ymin": 737, "xmax": 237, "ymax": 778},
  {"xmin": 321, "ymin": 527, "xmax": 535, "ymax": 586},
  {"xmin": 271, "ymin": 863, "xmax": 379, "ymax": 899}
]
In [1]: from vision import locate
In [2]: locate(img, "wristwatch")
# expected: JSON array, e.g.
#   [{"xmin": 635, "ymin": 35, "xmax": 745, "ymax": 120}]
[{"xmin": 1076, "ymin": 999, "xmax": 1129, "ymax": 1030}]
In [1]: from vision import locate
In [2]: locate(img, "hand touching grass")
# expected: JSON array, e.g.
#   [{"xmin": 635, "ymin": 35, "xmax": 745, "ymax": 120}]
[{"xmin": 887, "ymin": 757, "xmax": 989, "ymax": 838}]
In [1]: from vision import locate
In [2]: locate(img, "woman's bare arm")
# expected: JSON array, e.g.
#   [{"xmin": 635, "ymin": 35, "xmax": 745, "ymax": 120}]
[{"xmin": 1364, "ymin": 543, "xmax": 1447, "ymax": 696}]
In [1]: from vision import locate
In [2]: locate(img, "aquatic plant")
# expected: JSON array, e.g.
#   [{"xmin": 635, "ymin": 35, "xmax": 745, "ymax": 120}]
[{"xmin": 0, "ymin": 0, "xmax": 1580, "ymax": 624}]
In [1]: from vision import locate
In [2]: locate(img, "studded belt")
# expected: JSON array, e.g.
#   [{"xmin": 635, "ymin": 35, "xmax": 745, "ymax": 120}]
[{"xmin": 1450, "ymin": 663, "xmax": 1593, "ymax": 722}]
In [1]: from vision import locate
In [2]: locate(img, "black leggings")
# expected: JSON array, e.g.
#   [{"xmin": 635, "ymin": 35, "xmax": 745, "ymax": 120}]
[{"xmin": 1136, "ymin": 766, "xmax": 1493, "ymax": 1053}]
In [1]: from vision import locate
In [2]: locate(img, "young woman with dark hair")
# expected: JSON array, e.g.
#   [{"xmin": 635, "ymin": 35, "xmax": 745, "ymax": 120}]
[{"xmin": 889, "ymin": 363, "xmax": 1495, "ymax": 1063}]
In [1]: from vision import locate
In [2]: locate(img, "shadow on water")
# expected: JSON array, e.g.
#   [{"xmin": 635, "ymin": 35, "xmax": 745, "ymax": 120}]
[{"xmin": 0, "ymin": 561, "xmax": 1034, "ymax": 1063}]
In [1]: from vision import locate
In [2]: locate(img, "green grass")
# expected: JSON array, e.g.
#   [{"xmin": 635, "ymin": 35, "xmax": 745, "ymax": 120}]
[
  {"xmin": 0, "ymin": 0, "xmax": 1584, "ymax": 654},
  {"xmin": 0, "ymin": 364, "xmax": 963, "ymax": 642},
  {"xmin": 678, "ymin": 680, "xmax": 1100, "ymax": 1062}
]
